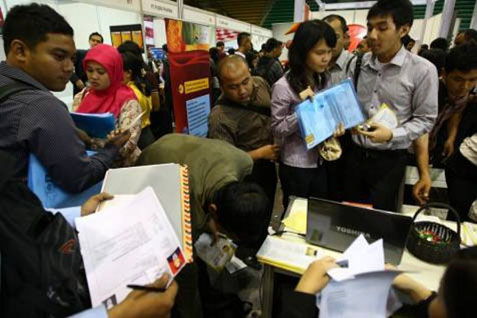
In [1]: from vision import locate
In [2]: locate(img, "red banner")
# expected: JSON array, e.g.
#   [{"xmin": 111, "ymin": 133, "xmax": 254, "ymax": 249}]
[{"xmin": 166, "ymin": 19, "xmax": 212, "ymax": 136}]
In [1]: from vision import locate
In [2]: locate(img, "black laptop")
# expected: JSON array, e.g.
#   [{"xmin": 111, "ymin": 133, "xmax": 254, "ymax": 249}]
[{"xmin": 306, "ymin": 198, "xmax": 413, "ymax": 264}]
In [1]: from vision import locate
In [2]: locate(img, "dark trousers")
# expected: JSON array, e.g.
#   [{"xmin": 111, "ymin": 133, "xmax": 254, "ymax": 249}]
[
  {"xmin": 343, "ymin": 145, "xmax": 407, "ymax": 212},
  {"xmin": 171, "ymin": 261, "xmax": 203, "ymax": 318},
  {"xmin": 244, "ymin": 159, "xmax": 277, "ymax": 248},
  {"xmin": 137, "ymin": 125, "xmax": 156, "ymax": 150},
  {"xmin": 445, "ymin": 152, "xmax": 477, "ymax": 222},
  {"xmin": 279, "ymin": 162, "xmax": 328, "ymax": 210}
]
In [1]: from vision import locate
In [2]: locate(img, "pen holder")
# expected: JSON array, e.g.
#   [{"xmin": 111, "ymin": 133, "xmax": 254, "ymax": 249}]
[{"xmin": 406, "ymin": 202, "xmax": 461, "ymax": 264}]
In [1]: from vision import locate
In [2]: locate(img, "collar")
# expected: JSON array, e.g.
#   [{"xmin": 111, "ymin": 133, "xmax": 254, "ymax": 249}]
[
  {"xmin": 366, "ymin": 45, "xmax": 407, "ymax": 70},
  {"xmin": 235, "ymin": 51, "xmax": 246, "ymax": 58},
  {"xmin": 333, "ymin": 50, "xmax": 351, "ymax": 71},
  {"xmin": 0, "ymin": 61, "xmax": 50, "ymax": 91}
]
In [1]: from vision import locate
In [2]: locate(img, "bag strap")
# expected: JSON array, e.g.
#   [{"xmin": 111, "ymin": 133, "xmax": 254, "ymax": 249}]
[
  {"xmin": 345, "ymin": 53, "xmax": 364, "ymax": 89},
  {"xmin": 220, "ymin": 98, "xmax": 271, "ymax": 117},
  {"xmin": 0, "ymin": 82, "xmax": 34, "ymax": 104}
]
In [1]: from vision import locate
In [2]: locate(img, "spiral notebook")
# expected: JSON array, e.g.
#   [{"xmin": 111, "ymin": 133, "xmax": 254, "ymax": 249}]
[{"xmin": 99, "ymin": 164, "xmax": 193, "ymax": 262}]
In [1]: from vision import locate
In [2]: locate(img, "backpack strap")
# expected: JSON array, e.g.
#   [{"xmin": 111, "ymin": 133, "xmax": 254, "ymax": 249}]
[
  {"xmin": 0, "ymin": 82, "xmax": 34, "ymax": 104},
  {"xmin": 345, "ymin": 53, "xmax": 364, "ymax": 89}
]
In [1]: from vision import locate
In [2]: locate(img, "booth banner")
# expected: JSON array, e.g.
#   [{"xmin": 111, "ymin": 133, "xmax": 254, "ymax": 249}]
[
  {"xmin": 165, "ymin": 19, "xmax": 212, "ymax": 136},
  {"xmin": 110, "ymin": 24, "xmax": 144, "ymax": 51},
  {"xmin": 348, "ymin": 24, "xmax": 367, "ymax": 52}
]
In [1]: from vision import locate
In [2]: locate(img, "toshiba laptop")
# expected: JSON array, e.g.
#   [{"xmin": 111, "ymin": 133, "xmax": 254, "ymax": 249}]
[{"xmin": 306, "ymin": 198, "xmax": 413, "ymax": 264}]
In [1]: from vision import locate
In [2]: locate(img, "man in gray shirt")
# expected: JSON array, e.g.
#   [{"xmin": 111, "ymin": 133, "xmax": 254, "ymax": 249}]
[
  {"xmin": 324, "ymin": 14, "xmax": 354, "ymax": 85},
  {"xmin": 344, "ymin": 0, "xmax": 438, "ymax": 212}
]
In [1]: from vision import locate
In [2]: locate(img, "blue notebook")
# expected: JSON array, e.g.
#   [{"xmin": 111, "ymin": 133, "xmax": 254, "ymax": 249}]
[
  {"xmin": 27, "ymin": 152, "xmax": 103, "ymax": 209},
  {"xmin": 70, "ymin": 112, "xmax": 115, "ymax": 138},
  {"xmin": 295, "ymin": 79, "xmax": 365, "ymax": 150}
]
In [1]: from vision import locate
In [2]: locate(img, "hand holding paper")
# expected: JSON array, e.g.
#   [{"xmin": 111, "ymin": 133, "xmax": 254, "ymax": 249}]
[{"xmin": 295, "ymin": 256, "xmax": 338, "ymax": 295}]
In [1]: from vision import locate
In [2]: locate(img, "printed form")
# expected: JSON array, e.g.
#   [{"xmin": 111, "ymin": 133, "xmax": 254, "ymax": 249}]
[{"xmin": 75, "ymin": 187, "xmax": 187, "ymax": 309}]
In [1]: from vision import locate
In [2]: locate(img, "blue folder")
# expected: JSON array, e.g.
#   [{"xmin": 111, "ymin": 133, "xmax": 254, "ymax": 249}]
[
  {"xmin": 70, "ymin": 112, "xmax": 115, "ymax": 139},
  {"xmin": 27, "ymin": 152, "xmax": 103, "ymax": 209},
  {"xmin": 295, "ymin": 79, "xmax": 365, "ymax": 150}
]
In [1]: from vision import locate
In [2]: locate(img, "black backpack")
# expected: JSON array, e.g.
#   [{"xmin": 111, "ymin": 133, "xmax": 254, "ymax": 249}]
[{"xmin": 0, "ymin": 83, "xmax": 91, "ymax": 317}]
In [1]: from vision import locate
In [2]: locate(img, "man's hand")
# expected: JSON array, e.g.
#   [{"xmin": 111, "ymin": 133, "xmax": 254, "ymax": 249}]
[
  {"xmin": 75, "ymin": 79, "xmax": 85, "ymax": 90},
  {"xmin": 106, "ymin": 129, "xmax": 131, "ymax": 149},
  {"xmin": 357, "ymin": 122, "xmax": 393, "ymax": 143},
  {"xmin": 75, "ymin": 128, "xmax": 92, "ymax": 148},
  {"xmin": 295, "ymin": 256, "xmax": 337, "ymax": 295},
  {"xmin": 413, "ymin": 175, "xmax": 431, "ymax": 206},
  {"xmin": 259, "ymin": 144, "xmax": 280, "ymax": 161},
  {"xmin": 81, "ymin": 193, "xmax": 114, "ymax": 216},
  {"xmin": 108, "ymin": 274, "xmax": 178, "ymax": 318},
  {"xmin": 442, "ymin": 138, "xmax": 455, "ymax": 160}
]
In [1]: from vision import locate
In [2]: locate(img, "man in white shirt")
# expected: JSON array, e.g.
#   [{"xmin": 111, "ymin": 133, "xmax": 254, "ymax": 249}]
[{"xmin": 235, "ymin": 32, "xmax": 252, "ymax": 59}]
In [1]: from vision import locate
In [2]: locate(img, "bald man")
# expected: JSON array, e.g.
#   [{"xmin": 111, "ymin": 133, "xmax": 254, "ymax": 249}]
[{"xmin": 208, "ymin": 55, "xmax": 278, "ymax": 245}]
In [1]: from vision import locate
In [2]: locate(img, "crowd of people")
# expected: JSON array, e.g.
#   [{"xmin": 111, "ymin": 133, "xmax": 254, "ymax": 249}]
[{"xmin": 0, "ymin": 0, "xmax": 476, "ymax": 317}]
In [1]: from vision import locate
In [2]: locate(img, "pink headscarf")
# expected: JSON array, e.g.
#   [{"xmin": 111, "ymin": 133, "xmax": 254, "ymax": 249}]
[{"xmin": 76, "ymin": 44, "xmax": 137, "ymax": 118}]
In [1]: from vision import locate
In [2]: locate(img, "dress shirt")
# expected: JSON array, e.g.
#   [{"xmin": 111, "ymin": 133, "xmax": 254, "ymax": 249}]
[
  {"xmin": 348, "ymin": 46, "xmax": 438, "ymax": 150},
  {"xmin": 0, "ymin": 62, "xmax": 118, "ymax": 192},
  {"xmin": 209, "ymin": 76, "xmax": 273, "ymax": 151},
  {"xmin": 329, "ymin": 49, "xmax": 354, "ymax": 85},
  {"xmin": 271, "ymin": 73, "xmax": 331, "ymax": 168}
]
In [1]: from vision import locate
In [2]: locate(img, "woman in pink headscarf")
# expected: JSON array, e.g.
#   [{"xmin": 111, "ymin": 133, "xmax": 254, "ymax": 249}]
[{"xmin": 73, "ymin": 44, "xmax": 142, "ymax": 167}]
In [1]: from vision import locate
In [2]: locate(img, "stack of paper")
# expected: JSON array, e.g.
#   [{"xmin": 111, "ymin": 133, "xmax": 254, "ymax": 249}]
[
  {"xmin": 76, "ymin": 187, "xmax": 187, "ymax": 309},
  {"xmin": 295, "ymin": 79, "xmax": 365, "ymax": 149},
  {"xmin": 257, "ymin": 236, "xmax": 322, "ymax": 273},
  {"xmin": 319, "ymin": 235, "xmax": 402, "ymax": 318}
]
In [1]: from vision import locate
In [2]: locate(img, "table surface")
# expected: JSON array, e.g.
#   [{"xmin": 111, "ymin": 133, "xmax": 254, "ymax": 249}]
[{"xmin": 267, "ymin": 197, "xmax": 457, "ymax": 291}]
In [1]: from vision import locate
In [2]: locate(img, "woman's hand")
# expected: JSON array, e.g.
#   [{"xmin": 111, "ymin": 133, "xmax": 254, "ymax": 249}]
[
  {"xmin": 333, "ymin": 123, "xmax": 345, "ymax": 138},
  {"xmin": 299, "ymin": 86, "xmax": 315, "ymax": 101}
]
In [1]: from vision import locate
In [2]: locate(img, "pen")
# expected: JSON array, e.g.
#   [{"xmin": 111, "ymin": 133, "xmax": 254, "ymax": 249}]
[{"xmin": 127, "ymin": 284, "xmax": 167, "ymax": 292}]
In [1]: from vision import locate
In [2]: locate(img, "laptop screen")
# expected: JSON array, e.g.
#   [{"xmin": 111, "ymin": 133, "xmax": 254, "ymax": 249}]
[{"xmin": 306, "ymin": 198, "xmax": 413, "ymax": 264}]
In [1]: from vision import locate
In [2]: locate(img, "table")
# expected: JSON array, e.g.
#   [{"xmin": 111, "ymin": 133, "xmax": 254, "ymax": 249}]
[{"xmin": 260, "ymin": 197, "xmax": 451, "ymax": 318}]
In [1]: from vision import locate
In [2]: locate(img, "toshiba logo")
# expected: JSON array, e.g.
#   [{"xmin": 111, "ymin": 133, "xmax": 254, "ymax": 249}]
[{"xmin": 336, "ymin": 226, "xmax": 371, "ymax": 238}]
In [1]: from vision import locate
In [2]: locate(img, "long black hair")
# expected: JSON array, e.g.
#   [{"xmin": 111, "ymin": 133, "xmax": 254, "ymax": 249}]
[
  {"xmin": 286, "ymin": 20, "xmax": 336, "ymax": 95},
  {"xmin": 122, "ymin": 52, "xmax": 151, "ymax": 96}
]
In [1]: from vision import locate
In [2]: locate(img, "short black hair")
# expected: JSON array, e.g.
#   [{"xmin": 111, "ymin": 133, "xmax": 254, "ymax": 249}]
[
  {"xmin": 216, "ymin": 41, "xmax": 225, "ymax": 48},
  {"xmin": 442, "ymin": 246, "xmax": 477, "ymax": 318},
  {"xmin": 367, "ymin": 0, "xmax": 414, "ymax": 29},
  {"xmin": 323, "ymin": 14, "xmax": 348, "ymax": 33},
  {"xmin": 401, "ymin": 34, "xmax": 415, "ymax": 46},
  {"xmin": 419, "ymin": 48, "xmax": 446, "ymax": 76},
  {"xmin": 237, "ymin": 32, "xmax": 251, "ymax": 47},
  {"xmin": 89, "ymin": 32, "xmax": 103, "ymax": 43},
  {"xmin": 228, "ymin": 48, "xmax": 236, "ymax": 55},
  {"xmin": 263, "ymin": 38, "xmax": 283, "ymax": 53},
  {"xmin": 430, "ymin": 37, "xmax": 449, "ymax": 51},
  {"xmin": 118, "ymin": 40, "xmax": 142, "ymax": 57},
  {"xmin": 445, "ymin": 42, "xmax": 477, "ymax": 74},
  {"xmin": 3, "ymin": 3, "xmax": 74, "ymax": 54},
  {"xmin": 214, "ymin": 181, "xmax": 269, "ymax": 245},
  {"xmin": 459, "ymin": 29, "xmax": 477, "ymax": 44}
]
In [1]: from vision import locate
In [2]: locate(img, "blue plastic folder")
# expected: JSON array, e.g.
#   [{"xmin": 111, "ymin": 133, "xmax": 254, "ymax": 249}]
[
  {"xmin": 295, "ymin": 79, "xmax": 365, "ymax": 150},
  {"xmin": 70, "ymin": 112, "xmax": 115, "ymax": 139},
  {"xmin": 27, "ymin": 152, "xmax": 103, "ymax": 209}
]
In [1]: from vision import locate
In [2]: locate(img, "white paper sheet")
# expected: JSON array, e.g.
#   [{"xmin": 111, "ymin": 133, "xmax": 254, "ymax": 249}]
[
  {"xmin": 320, "ymin": 271, "xmax": 400, "ymax": 318},
  {"xmin": 76, "ymin": 187, "xmax": 187, "ymax": 308},
  {"xmin": 328, "ymin": 235, "xmax": 385, "ymax": 281},
  {"xmin": 256, "ymin": 236, "xmax": 322, "ymax": 271}
]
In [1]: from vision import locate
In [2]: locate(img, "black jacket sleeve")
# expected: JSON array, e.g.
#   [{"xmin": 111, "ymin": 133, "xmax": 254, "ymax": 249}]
[{"xmin": 279, "ymin": 290, "xmax": 319, "ymax": 318}]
